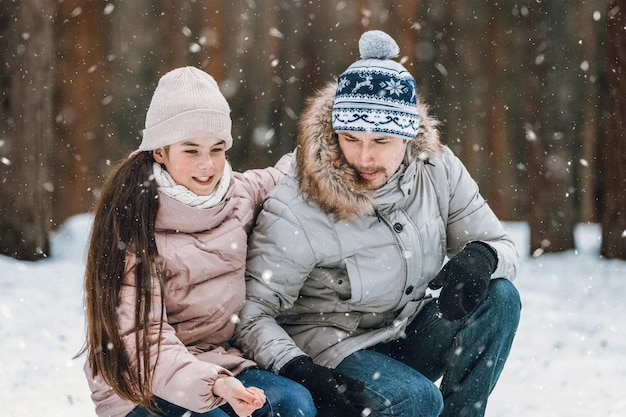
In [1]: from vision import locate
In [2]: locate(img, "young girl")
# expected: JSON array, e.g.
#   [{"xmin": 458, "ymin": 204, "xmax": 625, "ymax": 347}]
[{"xmin": 80, "ymin": 66, "xmax": 314, "ymax": 417}]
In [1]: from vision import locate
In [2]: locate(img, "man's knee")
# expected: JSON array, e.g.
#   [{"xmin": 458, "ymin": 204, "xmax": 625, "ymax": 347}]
[
  {"xmin": 487, "ymin": 278, "xmax": 521, "ymax": 326},
  {"xmin": 395, "ymin": 378, "xmax": 443, "ymax": 417},
  {"xmin": 366, "ymin": 372, "xmax": 443, "ymax": 417}
]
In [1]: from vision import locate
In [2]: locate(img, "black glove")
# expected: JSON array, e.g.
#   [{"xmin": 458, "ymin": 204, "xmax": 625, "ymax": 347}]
[
  {"xmin": 279, "ymin": 355, "xmax": 364, "ymax": 417},
  {"xmin": 428, "ymin": 241, "xmax": 497, "ymax": 321}
]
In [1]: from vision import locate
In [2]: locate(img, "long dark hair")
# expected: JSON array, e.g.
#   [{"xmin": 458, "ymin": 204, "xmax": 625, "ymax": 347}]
[{"xmin": 79, "ymin": 151, "xmax": 165, "ymax": 413}]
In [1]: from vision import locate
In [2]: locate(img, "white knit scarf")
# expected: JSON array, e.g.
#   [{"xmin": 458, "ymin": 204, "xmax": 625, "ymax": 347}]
[{"xmin": 152, "ymin": 161, "xmax": 231, "ymax": 208}]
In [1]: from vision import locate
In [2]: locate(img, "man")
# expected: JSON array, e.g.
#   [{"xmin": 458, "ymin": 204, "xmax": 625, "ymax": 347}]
[{"xmin": 234, "ymin": 30, "xmax": 521, "ymax": 417}]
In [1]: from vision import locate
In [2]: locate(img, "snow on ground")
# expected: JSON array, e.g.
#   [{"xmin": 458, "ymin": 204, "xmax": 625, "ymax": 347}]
[{"xmin": 1, "ymin": 214, "xmax": 625, "ymax": 417}]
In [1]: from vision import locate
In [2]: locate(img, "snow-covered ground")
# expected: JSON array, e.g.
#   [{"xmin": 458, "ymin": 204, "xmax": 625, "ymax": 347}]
[{"xmin": 1, "ymin": 214, "xmax": 625, "ymax": 416}]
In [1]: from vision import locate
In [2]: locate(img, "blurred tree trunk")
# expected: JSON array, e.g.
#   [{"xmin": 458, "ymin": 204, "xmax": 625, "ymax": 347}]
[
  {"xmin": 522, "ymin": 1, "xmax": 576, "ymax": 256},
  {"xmin": 485, "ymin": 0, "xmax": 513, "ymax": 219},
  {"xmin": 578, "ymin": 1, "xmax": 602, "ymax": 224},
  {"xmin": 227, "ymin": 2, "xmax": 281, "ymax": 170},
  {"xmin": 0, "ymin": 0, "xmax": 55, "ymax": 260},
  {"xmin": 389, "ymin": 0, "xmax": 423, "ymax": 67},
  {"xmin": 272, "ymin": 2, "xmax": 311, "ymax": 156},
  {"xmin": 600, "ymin": 1, "xmax": 626, "ymax": 259},
  {"xmin": 54, "ymin": 1, "xmax": 109, "ymax": 226},
  {"xmin": 201, "ymin": 0, "xmax": 228, "ymax": 81},
  {"xmin": 106, "ymin": 0, "xmax": 157, "ymax": 157},
  {"xmin": 426, "ymin": 2, "xmax": 482, "ymax": 174},
  {"xmin": 159, "ymin": 1, "xmax": 193, "ymax": 72}
]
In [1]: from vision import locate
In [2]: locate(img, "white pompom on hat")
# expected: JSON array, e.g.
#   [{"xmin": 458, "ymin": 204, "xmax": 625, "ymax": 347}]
[
  {"xmin": 332, "ymin": 30, "xmax": 420, "ymax": 141},
  {"xmin": 139, "ymin": 66, "xmax": 233, "ymax": 151}
]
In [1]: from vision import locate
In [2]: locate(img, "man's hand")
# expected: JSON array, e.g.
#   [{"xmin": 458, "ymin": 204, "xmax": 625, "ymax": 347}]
[
  {"xmin": 280, "ymin": 356, "xmax": 364, "ymax": 417},
  {"xmin": 213, "ymin": 376, "xmax": 266, "ymax": 417},
  {"xmin": 428, "ymin": 241, "xmax": 497, "ymax": 321}
]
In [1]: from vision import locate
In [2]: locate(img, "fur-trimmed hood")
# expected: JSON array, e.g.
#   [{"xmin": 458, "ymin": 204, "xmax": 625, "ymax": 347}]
[{"xmin": 295, "ymin": 81, "xmax": 443, "ymax": 220}]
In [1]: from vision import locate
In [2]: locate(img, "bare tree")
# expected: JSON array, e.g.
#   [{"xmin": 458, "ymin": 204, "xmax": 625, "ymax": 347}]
[
  {"xmin": 577, "ymin": 0, "xmax": 603, "ymax": 224},
  {"xmin": 54, "ymin": 1, "xmax": 111, "ymax": 226},
  {"xmin": 600, "ymin": 1, "xmax": 626, "ymax": 259},
  {"xmin": 228, "ymin": 0, "xmax": 283, "ymax": 170},
  {"xmin": 485, "ymin": 0, "xmax": 514, "ymax": 219},
  {"xmin": 521, "ymin": 1, "xmax": 577, "ymax": 255},
  {"xmin": 0, "ymin": 0, "xmax": 55, "ymax": 260}
]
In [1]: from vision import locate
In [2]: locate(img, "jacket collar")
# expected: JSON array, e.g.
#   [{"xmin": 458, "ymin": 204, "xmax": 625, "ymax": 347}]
[{"xmin": 155, "ymin": 178, "xmax": 238, "ymax": 234}]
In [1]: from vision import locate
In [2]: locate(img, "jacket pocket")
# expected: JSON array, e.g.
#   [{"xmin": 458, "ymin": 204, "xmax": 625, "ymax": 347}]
[{"xmin": 344, "ymin": 247, "xmax": 404, "ymax": 308}]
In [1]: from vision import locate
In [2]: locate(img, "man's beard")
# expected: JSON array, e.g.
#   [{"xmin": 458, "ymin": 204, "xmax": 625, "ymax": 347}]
[{"xmin": 353, "ymin": 165, "xmax": 388, "ymax": 190}]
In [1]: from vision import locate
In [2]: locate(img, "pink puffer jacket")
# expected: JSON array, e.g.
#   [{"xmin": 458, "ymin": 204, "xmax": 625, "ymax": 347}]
[{"xmin": 85, "ymin": 159, "xmax": 289, "ymax": 417}]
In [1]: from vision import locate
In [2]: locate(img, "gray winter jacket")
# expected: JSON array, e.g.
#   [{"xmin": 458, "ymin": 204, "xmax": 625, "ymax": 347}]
[{"xmin": 234, "ymin": 82, "xmax": 519, "ymax": 372}]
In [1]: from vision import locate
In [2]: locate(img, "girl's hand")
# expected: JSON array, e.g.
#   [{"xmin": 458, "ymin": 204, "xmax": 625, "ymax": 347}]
[{"xmin": 213, "ymin": 376, "xmax": 266, "ymax": 417}]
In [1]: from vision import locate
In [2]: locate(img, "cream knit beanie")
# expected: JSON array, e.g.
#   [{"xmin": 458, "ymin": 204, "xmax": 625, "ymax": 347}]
[{"xmin": 139, "ymin": 66, "xmax": 233, "ymax": 151}]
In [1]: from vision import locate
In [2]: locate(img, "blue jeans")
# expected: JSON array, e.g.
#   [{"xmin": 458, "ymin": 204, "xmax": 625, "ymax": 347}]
[
  {"xmin": 126, "ymin": 368, "xmax": 316, "ymax": 417},
  {"xmin": 336, "ymin": 278, "xmax": 521, "ymax": 417}
]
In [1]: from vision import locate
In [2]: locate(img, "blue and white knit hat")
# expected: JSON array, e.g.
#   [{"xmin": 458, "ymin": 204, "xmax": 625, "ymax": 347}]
[{"xmin": 332, "ymin": 30, "xmax": 419, "ymax": 141}]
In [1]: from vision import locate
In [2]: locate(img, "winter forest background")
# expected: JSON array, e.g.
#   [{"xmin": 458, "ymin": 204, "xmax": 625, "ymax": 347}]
[
  {"xmin": 0, "ymin": 1, "xmax": 625, "ymax": 416},
  {"xmin": 0, "ymin": 0, "xmax": 625, "ymax": 262}
]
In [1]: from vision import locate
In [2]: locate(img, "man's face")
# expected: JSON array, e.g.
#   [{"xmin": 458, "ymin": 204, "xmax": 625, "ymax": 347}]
[{"xmin": 337, "ymin": 131, "xmax": 408, "ymax": 190}]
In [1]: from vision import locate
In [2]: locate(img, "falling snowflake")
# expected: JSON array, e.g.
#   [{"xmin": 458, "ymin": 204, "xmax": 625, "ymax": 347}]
[
  {"xmin": 269, "ymin": 27, "xmax": 284, "ymax": 39},
  {"xmin": 261, "ymin": 270, "xmax": 273, "ymax": 284}
]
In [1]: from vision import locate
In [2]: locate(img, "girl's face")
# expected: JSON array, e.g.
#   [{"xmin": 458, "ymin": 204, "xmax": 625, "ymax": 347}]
[
  {"xmin": 337, "ymin": 131, "xmax": 408, "ymax": 190},
  {"xmin": 153, "ymin": 137, "xmax": 227, "ymax": 196}
]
